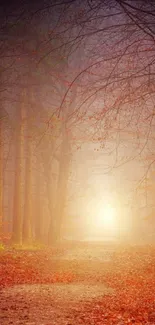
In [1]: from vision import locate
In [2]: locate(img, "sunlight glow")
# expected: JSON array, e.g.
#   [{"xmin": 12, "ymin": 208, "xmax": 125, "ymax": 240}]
[
  {"xmin": 96, "ymin": 204, "xmax": 117, "ymax": 231},
  {"xmin": 100, "ymin": 204, "xmax": 116, "ymax": 225},
  {"xmin": 86, "ymin": 200, "xmax": 119, "ymax": 237}
]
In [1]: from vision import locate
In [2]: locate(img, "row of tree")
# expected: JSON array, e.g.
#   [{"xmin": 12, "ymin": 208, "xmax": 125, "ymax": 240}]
[{"xmin": 0, "ymin": 0, "xmax": 155, "ymax": 245}]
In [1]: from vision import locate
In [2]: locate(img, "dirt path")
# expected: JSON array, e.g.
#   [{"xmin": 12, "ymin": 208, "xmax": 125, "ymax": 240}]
[
  {"xmin": 0, "ymin": 283, "xmax": 114, "ymax": 325},
  {"xmin": 0, "ymin": 243, "xmax": 115, "ymax": 325},
  {"xmin": 1, "ymin": 242, "xmax": 155, "ymax": 324}
]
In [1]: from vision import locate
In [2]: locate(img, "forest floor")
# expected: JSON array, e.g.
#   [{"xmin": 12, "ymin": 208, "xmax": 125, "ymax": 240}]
[{"xmin": 0, "ymin": 241, "xmax": 155, "ymax": 325}]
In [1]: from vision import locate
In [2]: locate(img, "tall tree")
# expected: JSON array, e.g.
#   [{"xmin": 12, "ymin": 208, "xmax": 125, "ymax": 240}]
[
  {"xmin": 0, "ymin": 113, "xmax": 3, "ymax": 236},
  {"xmin": 34, "ymin": 157, "xmax": 43, "ymax": 243},
  {"xmin": 22, "ymin": 91, "xmax": 33, "ymax": 244},
  {"xmin": 12, "ymin": 95, "xmax": 25, "ymax": 244}
]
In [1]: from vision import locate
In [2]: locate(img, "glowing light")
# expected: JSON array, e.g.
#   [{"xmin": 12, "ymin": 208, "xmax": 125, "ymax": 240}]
[
  {"xmin": 94, "ymin": 203, "xmax": 117, "ymax": 232},
  {"xmin": 98, "ymin": 204, "xmax": 116, "ymax": 228},
  {"xmin": 85, "ymin": 200, "xmax": 119, "ymax": 237}
]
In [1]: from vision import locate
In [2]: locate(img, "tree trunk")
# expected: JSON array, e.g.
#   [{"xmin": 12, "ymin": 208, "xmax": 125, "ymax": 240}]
[
  {"xmin": 12, "ymin": 100, "xmax": 24, "ymax": 245},
  {"xmin": 48, "ymin": 128, "xmax": 71, "ymax": 244},
  {"xmin": 43, "ymin": 161, "xmax": 56, "ymax": 244},
  {"xmin": 22, "ymin": 86, "xmax": 34, "ymax": 245},
  {"xmin": 34, "ymin": 160, "xmax": 42, "ymax": 243},
  {"xmin": 22, "ymin": 125, "xmax": 33, "ymax": 244},
  {"xmin": 0, "ymin": 118, "xmax": 3, "ymax": 237}
]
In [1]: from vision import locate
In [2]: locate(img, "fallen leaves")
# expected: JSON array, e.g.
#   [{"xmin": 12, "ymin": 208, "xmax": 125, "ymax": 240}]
[
  {"xmin": 0, "ymin": 249, "xmax": 75, "ymax": 289},
  {"xmin": 0, "ymin": 244, "xmax": 155, "ymax": 324}
]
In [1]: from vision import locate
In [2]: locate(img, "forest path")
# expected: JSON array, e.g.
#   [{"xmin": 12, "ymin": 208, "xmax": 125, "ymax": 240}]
[
  {"xmin": 1, "ymin": 241, "xmax": 154, "ymax": 324},
  {"xmin": 0, "ymin": 283, "xmax": 114, "ymax": 325},
  {"xmin": 0, "ymin": 242, "xmax": 115, "ymax": 325}
]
